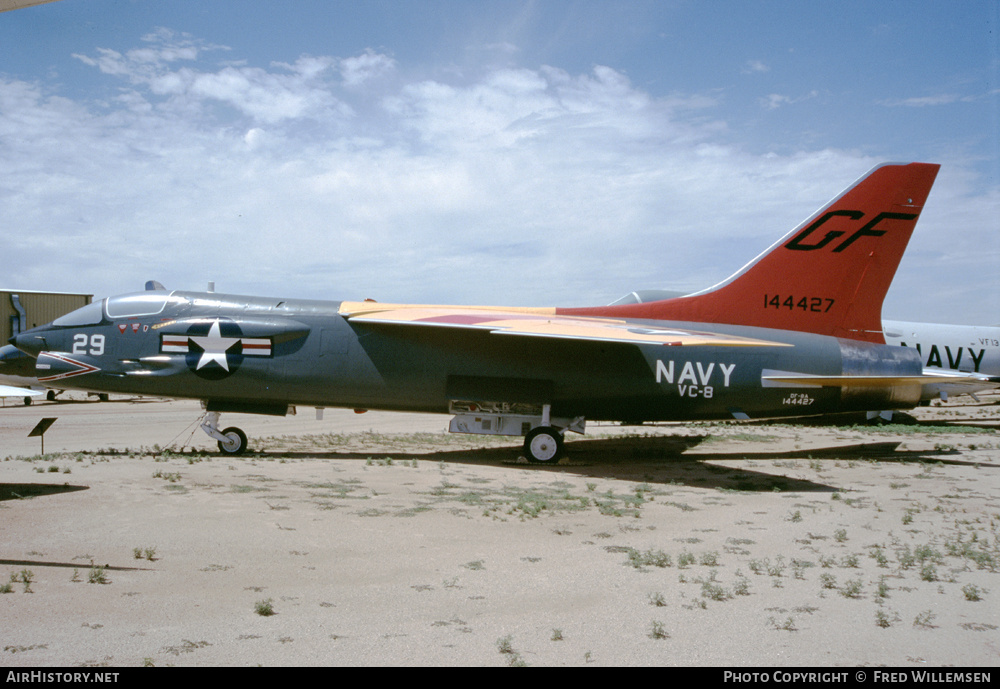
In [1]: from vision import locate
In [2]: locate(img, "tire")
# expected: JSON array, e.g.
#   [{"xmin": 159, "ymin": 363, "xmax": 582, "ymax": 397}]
[
  {"xmin": 524, "ymin": 427, "xmax": 564, "ymax": 464},
  {"xmin": 217, "ymin": 426, "xmax": 248, "ymax": 455}
]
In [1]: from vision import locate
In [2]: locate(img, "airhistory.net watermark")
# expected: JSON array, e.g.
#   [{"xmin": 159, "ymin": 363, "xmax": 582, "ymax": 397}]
[{"xmin": 5, "ymin": 673, "xmax": 119, "ymax": 684}]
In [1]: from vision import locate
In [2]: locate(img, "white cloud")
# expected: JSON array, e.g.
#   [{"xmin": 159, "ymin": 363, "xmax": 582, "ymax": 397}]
[
  {"xmin": 878, "ymin": 94, "xmax": 961, "ymax": 107},
  {"xmin": 339, "ymin": 49, "xmax": 396, "ymax": 88},
  {"xmin": 3, "ymin": 35, "xmax": 997, "ymax": 324},
  {"xmin": 74, "ymin": 34, "xmax": 345, "ymax": 125},
  {"xmin": 72, "ymin": 28, "xmax": 211, "ymax": 77},
  {"xmin": 742, "ymin": 60, "xmax": 770, "ymax": 74},
  {"xmin": 184, "ymin": 62, "xmax": 346, "ymax": 124},
  {"xmin": 244, "ymin": 127, "xmax": 266, "ymax": 149},
  {"xmin": 759, "ymin": 90, "xmax": 819, "ymax": 110}
]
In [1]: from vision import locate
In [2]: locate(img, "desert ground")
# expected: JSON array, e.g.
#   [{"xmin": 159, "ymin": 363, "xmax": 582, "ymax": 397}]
[{"xmin": 1, "ymin": 393, "xmax": 998, "ymax": 667}]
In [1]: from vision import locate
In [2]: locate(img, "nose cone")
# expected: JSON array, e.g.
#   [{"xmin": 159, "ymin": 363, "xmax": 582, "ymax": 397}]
[
  {"xmin": 9, "ymin": 329, "xmax": 48, "ymax": 358},
  {"xmin": 0, "ymin": 344, "xmax": 37, "ymax": 376},
  {"xmin": 0, "ymin": 343, "xmax": 24, "ymax": 362}
]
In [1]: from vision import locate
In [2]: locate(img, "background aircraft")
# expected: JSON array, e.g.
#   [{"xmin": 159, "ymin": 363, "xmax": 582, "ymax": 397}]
[
  {"xmin": 0, "ymin": 343, "xmax": 109, "ymax": 405},
  {"xmin": 10, "ymin": 162, "xmax": 957, "ymax": 461},
  {"xmin": 0, "ymin": 344, "xmax": 43, "ymax": 405},
  {"xmin": 0, "ymin": 383, "xmax": 41, "ymax": 404},
  {"xmin": 883, "ymin": 320, "xmax": 1000, "ymax": 402}
]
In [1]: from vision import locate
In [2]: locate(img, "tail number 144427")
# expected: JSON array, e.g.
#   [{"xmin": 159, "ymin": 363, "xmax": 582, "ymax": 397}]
[{"xmin": 764, "ymin": 295, "xmax": 834, "ymax": 313}]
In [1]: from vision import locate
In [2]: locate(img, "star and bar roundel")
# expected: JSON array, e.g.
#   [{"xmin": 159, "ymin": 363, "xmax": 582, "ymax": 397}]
[{"xmin": 161, "ymin": 318, "xmax": 272, "ymax": 380}]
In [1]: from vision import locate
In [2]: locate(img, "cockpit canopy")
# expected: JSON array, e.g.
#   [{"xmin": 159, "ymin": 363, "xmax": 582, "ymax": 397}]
[
  {"xmin": 51, "ymin": 291, "xmax": 188, "ymax": 326},
  {"xmin": 51, "ymin": 300, "xmax": 104, "ymax": 326},
  {"xmin": 105, "ymin": 292, "xmax": 187, "ymax": 318}
]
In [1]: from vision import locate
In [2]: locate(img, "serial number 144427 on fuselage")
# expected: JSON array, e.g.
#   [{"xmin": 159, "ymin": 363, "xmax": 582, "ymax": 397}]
[{"xmin": 9, "ymin": 163, "xmax": 966, "ymax": 463}]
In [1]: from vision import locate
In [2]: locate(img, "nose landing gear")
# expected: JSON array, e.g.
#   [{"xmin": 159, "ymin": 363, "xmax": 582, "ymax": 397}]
[{"xmin": 200, "ymin": 411, "xmax": 248, "ymax": 455}]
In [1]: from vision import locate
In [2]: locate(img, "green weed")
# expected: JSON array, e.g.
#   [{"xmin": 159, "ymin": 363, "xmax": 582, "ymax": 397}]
[
  {"xmin": 254, "ymin": 598, "xmax": 275, "ymax": 616},
  {"xmin": 962, "ymin": 583, "xmax": 986, "ymax": 601},
  {"xmin": 648, "ymin": 620, "xmax": 669, "ymax": 639}
]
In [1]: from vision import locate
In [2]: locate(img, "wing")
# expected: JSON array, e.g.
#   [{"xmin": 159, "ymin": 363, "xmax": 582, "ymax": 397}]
[
  {"xmin": 0, "ymin": 0, "xmax": 63, "ymax": 12},
  {"xmin": 0, "ymin": 384, "xmax": 41, "ymax": 398},
  {"xmin": 338, "ymin": 302, "xmax": 789, "ymax": 348}
]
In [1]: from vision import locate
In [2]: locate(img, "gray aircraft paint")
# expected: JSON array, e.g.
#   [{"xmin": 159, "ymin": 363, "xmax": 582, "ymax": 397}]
[{"xmin": 12, "ymin": 289, "xmax": 922, "ymax": 422}]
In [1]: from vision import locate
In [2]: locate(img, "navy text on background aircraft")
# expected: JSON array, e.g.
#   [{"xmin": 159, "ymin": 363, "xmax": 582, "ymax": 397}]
[
  {"xmin": 883, "ymin": 320, "xmax": 1000, "ymax": 402},
  {"xmin": 10, "ymin": 162, "xmax": 958, "ymax": 462}
]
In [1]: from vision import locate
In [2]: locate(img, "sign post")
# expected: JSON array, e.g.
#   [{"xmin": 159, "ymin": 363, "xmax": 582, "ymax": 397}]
[{"xmin": 28, "ymin": 418, "xmax": 57, "ymax": 454}]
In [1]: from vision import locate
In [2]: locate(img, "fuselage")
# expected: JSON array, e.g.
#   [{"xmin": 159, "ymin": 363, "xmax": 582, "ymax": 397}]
[
  {"xmin": 883, "ymin": 319, "xmax": 1000, "ymax": 401},
  {"xmin": 11, "ymin": 289, "xmax": 924, "ymax": 423},
  {"xmin": 883, "ymin": 320, "xmax": 1000, "ymax": 375}
]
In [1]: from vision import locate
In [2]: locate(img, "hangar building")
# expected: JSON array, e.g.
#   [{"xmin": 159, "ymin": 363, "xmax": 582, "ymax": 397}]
[{"xmin": 2, "ymin": 289, "xmax": 93, "ymax": 344}]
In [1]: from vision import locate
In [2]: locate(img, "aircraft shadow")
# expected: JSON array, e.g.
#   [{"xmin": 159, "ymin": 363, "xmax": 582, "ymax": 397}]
[
  {"xmin": 745, "ymin": 411, "xmax": 1000, "ymax": 431},
  {"xmin": 42, "ymin": 396, "xmax": 163, "ymax": 406},
  {"xmin": 0, "ymin": 483, "xmax": 89, "ymax": 502},
  {"xmin": 904, "ymin": 418, "xmax": 1000, "ymax": 431},
  {"xmin": 235, "ymin": 434, "xmax": 969, "ymax": 492},
  {"xmin": 0, "ymin": 558, "xmax": 150, "ymax": 572},
  {"xmin": 469, "ymin": 438, "xmax": 967, "ymax": 491}
]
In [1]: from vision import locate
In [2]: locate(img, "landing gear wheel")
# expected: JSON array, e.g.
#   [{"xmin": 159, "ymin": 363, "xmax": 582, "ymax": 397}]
[
  {"xmin": 524, "ymin": 427, "xmax": 564, "ymax": 464},
  {"xmin": 217, "ymin": 427, "xmax": 248, "ymax": 455}
]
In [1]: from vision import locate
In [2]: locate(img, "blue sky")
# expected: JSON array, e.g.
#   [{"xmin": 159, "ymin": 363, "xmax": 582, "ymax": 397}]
[{"xmin": 2, "ymin": 0, "xmax": 998, "ymax": 323}]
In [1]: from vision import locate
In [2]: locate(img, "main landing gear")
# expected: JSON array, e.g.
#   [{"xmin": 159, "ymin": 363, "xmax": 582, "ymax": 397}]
[
  {"xmin": 200, "ymin": 411, "xmax": 248, "ymax": 455},
  {"xmin": 448, "ymin": 401, "xmax": 585, "ymax": 464},
  {"xmin": 523, "ymin": 426, "xmax": 565, "ymax": 464},
  {"xmin": 200, "ymin": 402, "xmax": 583, "ymax": 463}
]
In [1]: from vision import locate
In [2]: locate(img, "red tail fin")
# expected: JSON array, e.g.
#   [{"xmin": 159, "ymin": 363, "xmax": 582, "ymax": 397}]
[{"xmin": 561, "ymin": 162, "xmax": 940, "ymax": 344}]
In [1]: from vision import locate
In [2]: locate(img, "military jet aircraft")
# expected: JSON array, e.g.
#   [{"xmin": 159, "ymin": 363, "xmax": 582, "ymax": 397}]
[
  {"xmin": 0, "ymin": 343, "xmax": 109, "ymax": 405},
  {"xmin": 883, "ymin": 320, "xmax": 1000, "ymax": 402},
  {"xmin": 10, "ymin": 162, "xmax": 959, "ymax": 461},
  {"xmin": 0, "ymin": 344, "xmax": 44, "ymax": 405},
  {"xmin": 0, "ymin": 345, "xmax": 36, "ymax": 385},
  {"xmin": 0, "ymin": 383, "xmax": 42, "ymax": 404}
]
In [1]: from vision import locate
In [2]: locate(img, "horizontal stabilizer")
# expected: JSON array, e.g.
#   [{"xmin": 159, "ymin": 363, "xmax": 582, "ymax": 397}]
[
  {"xmin": 918, "ymin": 368, "xmax": 1000, "ymax": 385},
  {"xmin": 761, "ymin": 371, "xmax": 991, "ymax": 389}
]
